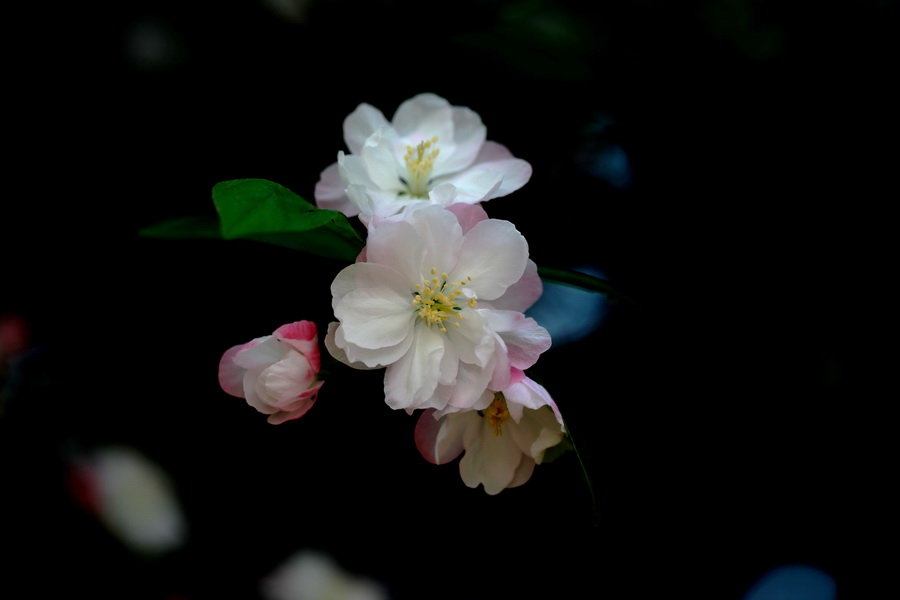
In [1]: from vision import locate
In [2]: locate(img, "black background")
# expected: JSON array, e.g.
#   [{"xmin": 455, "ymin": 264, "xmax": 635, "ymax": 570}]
[{"xmin": 2, "ymin": 1, "xmax": 896, "ymax": 598}]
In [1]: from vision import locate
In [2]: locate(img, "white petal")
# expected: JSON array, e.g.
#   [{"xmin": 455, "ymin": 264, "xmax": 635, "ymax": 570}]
[
  {"xmin": 403, "ymin": 204, "xmax": 465, "ymax": 274},
  {"xmin": 466, "ymin": 141, "xmax": 533, "ymax": 199},
  {"xmin": 334, "ymin": 321, "xmax": 410, "ymax": 368},
  {"xmin": 432, "ymin": 169, "xmax": 502, "ymax": 205},
  {"xmin": 363, "ymin": 218, "xmax": 427, "ymax": 285},
  {"xmin": 335, "ymin": 286, "xmax": 414, "ymax": 350},
  {"xmin": 444, "ymin": 360, "xmax": 495, "ymax": 412},
  {"xmin": 443, "ymin": 309, "xmax": 491, "ymax": 365},
  {"xmin": 313, "ymin": 161, "xmax": 357, "ymax": 216},
  {"xmin": 426, "ymin": 181, "xmax": 460, "ymax": 206},
  {"xmin": 359, "ymin": 129, "xmax": 406, "ymax": 192},
  {"xmin": 232, "ymin": 335, "xmax": 282, "ymax": 371},
  {"xmin": 343, "ymin": 102, "xmax": 389, "ymax": 155},
  {"xmin": 459, "ymin": 422, "xmax": 523, "ymax": 495},
  {"xmin": 507, "ymin": 456, "xmax": 536, "ymax": 489},
  {"xmin": 382, "ymin": 325, "xmax": 445, "ymax": 410},
  {"xmin": 391, "ymin": 93, "xmax": 454, "ymax": 139},
  {"xmin": 414, "ymin": 409, "xmax": 472, "ymax": 465},
  {"xmin": 323, "ymin": 322, "xmax": 381, "ymax": 370},
  {"xmin": 258, "ymin": 351, "xmax": 314, "ymax": 406},
  {"xmin": 453, "ymin": 219, "xmax": 527, "ymax": 300},
  {"xmin": 435, "ymin": 105, "xmax": 488, "ymax": 175}
]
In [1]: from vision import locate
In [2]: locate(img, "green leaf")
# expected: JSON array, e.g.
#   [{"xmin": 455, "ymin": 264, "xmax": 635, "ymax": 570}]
[
  {"xmin": 537, "ymin": 266, "xmax": 638, "ymax": 307},
  {"xmin": 212, "ymin": 178, "xmax": 365, "ymax": 262},
  {"xmin": 138, "ymin": 215, "xmax": 223, "ymax": 239}
]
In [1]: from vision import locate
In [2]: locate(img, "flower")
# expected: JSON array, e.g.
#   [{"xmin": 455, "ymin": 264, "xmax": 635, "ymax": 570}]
[
  {"xmin": 414, "ymin": 368, "xmax": 566, "ymax": 495},
  {"xmin": 65, "ymin": 445, "xmax": 188, "ymax": 556},
  {"xmin": 261, "ymin": 549, "xmax": 390, "ymax": 600},
  {"xmin": 219, "ymin": 320, "xmax": 324, "ymax": 424},
  {"xmin": 314, "ymin": 92, "xmax": 532, "ymax": 219},
  {"xmin": 325, "ymin": 203, "xmax": 550, "ymax": 414}
]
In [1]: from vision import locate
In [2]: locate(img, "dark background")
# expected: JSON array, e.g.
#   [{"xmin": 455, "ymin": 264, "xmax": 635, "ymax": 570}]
[{"xmin": 3, "ymin": 1, "xmax": 896, "ymax": 598}]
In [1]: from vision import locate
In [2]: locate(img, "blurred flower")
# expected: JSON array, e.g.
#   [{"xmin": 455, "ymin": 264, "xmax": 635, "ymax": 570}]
[
  {"xmin": 0, "ymin": 311, "xmax": 32, "ymax": 415},
  {"xmin": 314, "ymin": 92, "xmax": 532, "ymax": 219},
  {"xmin": 261, "ymin": 549, "xmax": 390, "ymax": 600},
  {"xmin": 415, "ymin": 368, "xmax": 566, "ymax": 495},
  {"xmin": 66, "ymin": 445, "xmax": 187, "ymax": 557},
  {"xmin": 0, "ymin": 312, "xmax": 29, "ymax": 363},
  {"xmin": 325, "ymin": 204, "xmax": 550, "ymax": 414},
  {"xmin": 219, "ymin": 321, "xmax": 324, "ymax": 424}
]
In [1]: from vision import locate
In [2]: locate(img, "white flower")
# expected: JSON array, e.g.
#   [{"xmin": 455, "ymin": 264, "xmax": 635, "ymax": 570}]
[
  {"xmin": 262, "ymin": 549, "xmax": 389, "ymax": 600},
  {"xmin": 66, "ymin": 445, "xmax": 187, "ymax": 556},
  {"xmin": 414, "ymin": 369, "xmax": 566, "ymax": 495},
  {"xmin": 314, "ymin": 92, "xmax": 532, "ymax": 219},
  {"xmin": 325, "ymin": 203, "xmax": 550, "ymax": 414}
]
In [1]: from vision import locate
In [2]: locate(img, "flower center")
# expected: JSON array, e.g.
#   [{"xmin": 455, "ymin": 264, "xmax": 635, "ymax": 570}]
[
  {"xmin": 402, "ymin": 136, "xmax": 440, "ymax": 198},
  {"xmin": 411, "ymin": 267, "xmax": 476, "ymax": 333},
  {"xmin": 484, "ymin": 393, "xmax": 510, "ymax": 437}
]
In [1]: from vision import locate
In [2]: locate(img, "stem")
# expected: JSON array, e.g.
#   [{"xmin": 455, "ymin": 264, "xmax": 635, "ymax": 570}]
[
  {"xmin": 537, "ymin": 266, "xmax": 639, "ymax": 308},
  {"xmin": 565, "ymin": 421, "xmax": 601, "ymax": 528}
]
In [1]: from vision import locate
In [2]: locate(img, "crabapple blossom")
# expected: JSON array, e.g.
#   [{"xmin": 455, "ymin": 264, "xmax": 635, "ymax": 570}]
[
  {"xmin": 414, "ymin": 368, "xmax": 566, "ymax": 495},
  {"xmin": 314, "ymin": 92, "xmax": 532, "ymax": 219},
  {"xmin": 326, "ymin": 203, "xmax": 551, "ymax": 414},
  {"xmin": 261, "ymin": 549, "xmax": 389, "ymax": 600},
  {"xmin": 219, "ymin": 320, "xmax": 324, "ymax": 424},
  {"xmin": 66, "ymin": 445, "xmax": 188, "ymax": 556}
]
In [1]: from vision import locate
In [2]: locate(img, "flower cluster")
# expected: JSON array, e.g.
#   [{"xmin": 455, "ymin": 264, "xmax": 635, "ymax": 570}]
[{"xmin": 218, "ymin": 93, "xmax": 567, "ymax": 494}]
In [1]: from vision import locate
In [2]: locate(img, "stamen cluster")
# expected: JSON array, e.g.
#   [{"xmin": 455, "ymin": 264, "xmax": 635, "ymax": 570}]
[
  {"xmin": 412, "ymin": 267, "xmax": 475, "ymax": 333},
  {"xmin": 403, "ymin": 136, "xmax": 440, "ymax": 197}
]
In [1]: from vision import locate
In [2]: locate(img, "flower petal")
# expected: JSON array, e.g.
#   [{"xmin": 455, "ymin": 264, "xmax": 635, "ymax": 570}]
[
  {"xmin": 359, "ymin": 129, "xmax": 406, "ymax": 193},
  {"xmin": 266, "ymin": 383, "xmax": 321, "ymax": 425},
  {"xmin": 324, "ymin": 322, "xmax": 380, "ymax": 370},
  {"xmin": 274, "ymin": 321, "xmax": 320, "ymax": 371},
  {"xmin": 391, "ymin": 93, "xmax": 454, "ymax": 141},
  {"xmin": 313, "ymin": 161, "xmax": 357, "ymax": 216},
  {"xmin": 218, "ymin": 344, "xmax": 248, "ymax": 398},
  {"xmin": 414, "ymin": 409, "xmax": 470, "ymax": 465},
  {"xmin": 490, "ymin": 259, "xmax": 543, "ymax": 312},
  {"xmin": 459, "ymin": 422, "xmax": 523, "ymax": 495},
  {"xmin": 344, "ymin": 102, "xmax": 390, "ymax": 155},
  {"xmin": 485, "ymin": 310, "xmax": 552, "ymax": 371},
  {"xmin": 383, "ymin": 325, "xmax": 445, "ymax": 410},
  {"xmin": 437, "ymin": 105, "xmax": 488, "ymax": 174},
  {"xmin": 454, "ymin": 219, "xmax": 528, "ymax": 300},
  {"xmin": 506, "ymin": 456, "xmax": 536, "ymax": 489},
  {"xmin": 445, "ymin": 202, "xmax": 489, "ymax": 233},
  {"xmin": 232, "ymin": 336, "xmax": 282, "ymax": 371},
  {"xmin": 332, "ymin": 262, "xmax": 414, "ymax": 347},
  {"xmin": 259, "ymin": 351, "xmax": 315, "ymax": 405},
  {"xmin": 466, "ymin": 141, "xmax": 533, "ymax": 199}
]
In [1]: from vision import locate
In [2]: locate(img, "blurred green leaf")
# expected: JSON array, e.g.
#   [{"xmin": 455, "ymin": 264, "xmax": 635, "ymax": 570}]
[{"xmin": 212, "ymin": 179, "xmax": 365, "ymax": 262}]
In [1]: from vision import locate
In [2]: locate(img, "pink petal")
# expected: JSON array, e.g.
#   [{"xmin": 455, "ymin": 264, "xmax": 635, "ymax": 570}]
[
  {"xmin": 274, "ymin": 321, "xmax": 321, "ymax": 372},
  {"xmin": 446, "ymin": 202, "xmax": 489, "ymax": 233},
  {"xmin": 490, "ymin": 259, "xmax": 543, "ymax": 312}
]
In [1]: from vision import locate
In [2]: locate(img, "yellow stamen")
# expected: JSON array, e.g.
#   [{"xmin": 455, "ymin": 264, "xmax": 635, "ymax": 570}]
[
  {"xmin": 485, "ymin": 394, "xmax": 510, "ymax": 436},
  {"xmin": 403, "ymin": 136, "xmax": 440, "ymax": 198},
  {"xmin": 411, "ymin": 267, "xmax": 477, "ymax": 332}
]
